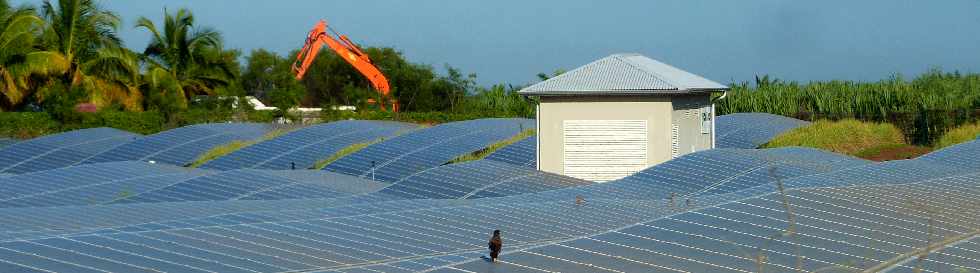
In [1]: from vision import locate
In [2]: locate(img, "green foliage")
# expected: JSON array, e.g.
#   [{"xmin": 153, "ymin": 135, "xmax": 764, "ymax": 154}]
[
  {"xmin": 296, "ymin": 47, "xmax": 474, "ymax": 112},
  {"xmin": 320, "ymin": 110, "xmax": 512, "ymax": 125},
  {"xmin": 936, "ymin": 122, "xmax": 980, "ymax": 149},
  {"xmin": 462, "ymin": 84, "xmax": 536, "ymax": 118},
  {"xmin": 763, "ymin": 119, "xmax": 907, "ymax": 156},
  {"xmin": 450, "ymin": 129, "xmax": 536, "ymax": 163},
  {"xmin": 137, "ymin": 8, "xmax": 235, "ymax": 109},
  {"xmin": 717, "ymin": 70, "xmax": 980, "ymax": 145},
  {"xmin": 0, "ymin": 111, "xmax": 59, "ymax": 138},
  {"xmin": 243, "ymin": 49, "xmax": 306, "ymax": 117}
]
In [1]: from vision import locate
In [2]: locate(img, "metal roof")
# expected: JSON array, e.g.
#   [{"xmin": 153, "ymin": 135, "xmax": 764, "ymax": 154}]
[{"xmin": 519, "ymin": 53, "xmax": 728, "ymax": 96}]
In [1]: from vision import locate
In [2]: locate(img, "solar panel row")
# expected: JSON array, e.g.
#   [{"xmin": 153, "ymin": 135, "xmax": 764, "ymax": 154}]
[
  {"xmin": 324, "ymin": 118, "xmax": 535, "ymax": 183},
  {"xmin": 444, "ymin": 173, "xmax": 980, "ymax": 273},
  {"xmin": 0, "ymin": 128, "xmax": 139, "ymax": 174},
  {"xmin": 201, "ymin": 120, "xmax": 418, "ymax": 170},
  {"xmin": 380, "ymin": 160, "xmax": 591, "ymax": 199},
  {"xmin": 83, "ymin": 123, "xmax": 270, "ymax": 166},
  {"xmin": 715, "ymin": 113, "xmax": 810, "ymax": 149},
  {"xmin": 484, "ymin": 136, "xmax": 536, "ymax": 167}
]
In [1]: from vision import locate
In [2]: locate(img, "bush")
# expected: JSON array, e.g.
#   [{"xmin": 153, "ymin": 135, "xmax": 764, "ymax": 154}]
[
  {"xmin": 0, "ymin": 112, "xmax": 61, "ymax": 139},
  {"xmin": 762, "ymin": 119, "xmax": 907, "ymax": 155},
  {"xmin": 320, "ymin": 110, "xmax": 493, "ymax": 125},
  {"xmin": 936, "ymin": 122, "xmax": 980, "ymax": 149}
]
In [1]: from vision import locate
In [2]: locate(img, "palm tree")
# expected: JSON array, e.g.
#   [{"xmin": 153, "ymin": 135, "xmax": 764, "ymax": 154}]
[
  {"xmin": 40, "ymin": 0, "xmax": 121, "ymax": 84},
  {"xmin": 38, "ymin": 0, "xmax": 142, "ymax": 110},
  {"xmin": 137, "ymin": 8, "xmax": 235, "ymax": 107},
  {"xmin": 0, "ymin": 0, "xmax": 68, "ymax": 110}
]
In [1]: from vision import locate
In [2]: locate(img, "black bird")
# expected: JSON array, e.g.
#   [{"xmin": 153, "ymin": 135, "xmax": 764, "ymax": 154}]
[{"xmin": 488, "ymin": 230, "xmax": 502, "ymax": 262}]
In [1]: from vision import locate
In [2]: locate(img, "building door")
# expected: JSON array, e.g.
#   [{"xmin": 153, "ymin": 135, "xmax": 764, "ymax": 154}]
[{"xmin": 563, "ymin": 120, "xmax": 648, "ymax": 182}]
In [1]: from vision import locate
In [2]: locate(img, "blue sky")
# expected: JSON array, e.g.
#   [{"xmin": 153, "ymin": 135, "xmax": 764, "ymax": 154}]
[{"xmin": 15, "ymin": 0, "xmax": 980, "ymax": 86}]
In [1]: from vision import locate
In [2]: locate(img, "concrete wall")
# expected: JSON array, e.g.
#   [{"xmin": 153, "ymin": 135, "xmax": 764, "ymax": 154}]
[
  {"xmin": 670, "ymin": 95, "xmax": 714, "ymax": 156},
  {"xmin": 537, "ymin": 95, "xmax": 674, "ymax": 176}
]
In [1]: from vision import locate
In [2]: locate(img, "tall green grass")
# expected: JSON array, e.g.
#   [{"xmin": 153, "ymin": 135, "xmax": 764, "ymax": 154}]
[
  {"xmin": 762, "ymin": 119, "xmax": 906, "ymax": 156},
  {"xmin": 717, "ymin": 70, "xmax": 980, "ymax": 145},
  {"xmin": 935, "ymin": 122, "xmax": 980, "ymax": 149}
]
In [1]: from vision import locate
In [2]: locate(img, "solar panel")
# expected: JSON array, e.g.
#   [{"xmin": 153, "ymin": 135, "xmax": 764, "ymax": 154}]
[
  {"xmin": 82, "ymin": 123, "xmax": 270, "ymax": 166},
  {"xmin": 0, "ymin": 138, "xmax": 17, "ymax": 148},
  {"xmin": 380, "ymin": 160, "xmax": 590, "ymax": 199},
  {"xmin": 2, "ymin": 123, "xmax": 978, "ymax": 272},
  {"xmin": 716, "ymin": 113, "xmax": 810, "ymax": 149},
  {"xmin": 484, "ymin": 136, "xmax": 536, "ymax": 167},
  {"xmin": 0, "ymin": 198, "xmax": 674, "ymax": 272},
  {"xmin": 200, "ymin": 120, "xmax": 418, "ymax": 170},
  {"xmin": 448, "ymin": 173, "xmax": 980, "ymax": 273},
  {"xmin": 0, "ymin": 128, "xmax": 139, "ymax": 174},
  {"xmin": 109, "ymin": 169, "xmax": 381, "ymax": 204},
  {"xmin": 324, "ymin": 118, "xmax": 535, "ymax": 183},
  {"xmin": 0, "ymin": 161, "xmax": 207, "ymax": 209}
]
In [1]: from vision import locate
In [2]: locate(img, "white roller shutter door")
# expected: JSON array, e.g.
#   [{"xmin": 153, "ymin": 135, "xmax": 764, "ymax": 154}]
[{"xmin": 563, "ymin": 120, "xmax": 648, "ymax": 182}]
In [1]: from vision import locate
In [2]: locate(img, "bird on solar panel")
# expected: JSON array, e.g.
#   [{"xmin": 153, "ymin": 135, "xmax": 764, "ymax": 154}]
[{"xmin": 488, "ymin": 229, "xmax": 502, "ymax": 262}]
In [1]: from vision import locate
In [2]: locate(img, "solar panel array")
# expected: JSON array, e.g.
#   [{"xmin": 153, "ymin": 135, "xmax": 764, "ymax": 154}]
[
  {"xmin": 0, "ymin": 120, "xmax": 978, "ymax": 273},
  {"xmin": 0, "ymin": 127, "xmax": 139, "ymax": 174},
  {"xmin": 324, "ymin": 118, "xmax": 535, "ymax": 183},
  {"xmin": 0, "ymin": 138, "xmax": 17, "ymax": 148},
  {"xmin": 109, "ymin": 169, "xmax": 379, "ymax": 204},
  {"xmin": 200, "ymin": 120, "xmax": 417, "ymax": 170},
  {"xmin": 83, "ymin": 123, "xmax": 270, "ymax": 166},
  {"xmin": 443, "ymin": 173, "xmax": 980, "ymax": 273},
  {"xmin": 484, "ymin": 136, "xmax": 536, "ymax": 167},
  {"xmin": 380, "ymin": 160, "xmax": 591, "ymax": 199},
  {"xmin": 716, "ymin": 113, "xmax": 810, "ymax": 148}
]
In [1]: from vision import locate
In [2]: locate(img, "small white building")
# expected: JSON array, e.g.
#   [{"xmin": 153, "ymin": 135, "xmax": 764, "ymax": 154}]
[{"xmin": 519, "ymin": 53, "xmax": 728, "ymax": 182}]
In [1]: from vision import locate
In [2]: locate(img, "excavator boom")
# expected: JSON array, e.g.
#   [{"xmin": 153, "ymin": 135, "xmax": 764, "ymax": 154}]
[{"xmin": 293, "ymin": 20, "xmax": 396, "ymax": 111}]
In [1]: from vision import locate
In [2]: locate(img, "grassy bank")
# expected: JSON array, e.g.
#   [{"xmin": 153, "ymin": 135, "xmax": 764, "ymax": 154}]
[{"xmin": 762, "ymin": 119, "xmax": 931, "ymax": 160}]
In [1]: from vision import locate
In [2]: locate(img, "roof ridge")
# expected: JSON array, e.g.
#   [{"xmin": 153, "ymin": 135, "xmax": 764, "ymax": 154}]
[{"xmin": 610, "ymin": 54, "xmax": 681, "ymax": 90}]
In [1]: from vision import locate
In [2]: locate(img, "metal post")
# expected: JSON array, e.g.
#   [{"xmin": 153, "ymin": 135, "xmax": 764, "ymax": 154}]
[
  {"xmin": 291, "ymin": 162, "xmax": 296, "ymax": 170},
  {"xmin": 371, "ymin": 161, "xmax": 376, "ymax": 181}
]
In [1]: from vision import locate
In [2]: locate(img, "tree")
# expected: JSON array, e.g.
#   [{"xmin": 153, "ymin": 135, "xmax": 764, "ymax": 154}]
[
  {"xmin": 242, "ymin": 49, "xmax": 305, "ymax": 117},
  {"xmin": 38, "ymin": 0, "xmax": 140, "ymax": 110},
  {"xmin": 0, "ymin": 0, "xmax": 67, "ymax": 109},
  {"xmin": 137, "ymin": 8, "xmax": 235, "ymax": 108}
]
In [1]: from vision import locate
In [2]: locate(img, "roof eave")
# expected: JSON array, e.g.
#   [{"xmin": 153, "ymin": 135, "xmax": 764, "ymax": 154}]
[{"xmin": 518, "ymin": 87, "xmax": 728, "ymax": 97}]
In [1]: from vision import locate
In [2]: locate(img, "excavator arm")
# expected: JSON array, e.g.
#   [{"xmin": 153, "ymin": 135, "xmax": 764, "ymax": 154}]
[{"xmin": 292, "ymin": 20, "xmax": 397, "ymax": 111}]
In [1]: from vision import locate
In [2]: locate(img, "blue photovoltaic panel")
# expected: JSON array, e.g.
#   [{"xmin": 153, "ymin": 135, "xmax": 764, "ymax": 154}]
[
  {"xmin": 324, "ymin": 118, "xmax": 535, "ymax": 182},
  {"xmin": 0, "ymin": 161, "xmax": 204, "ymax": 208},
  {"xmin": 0, "ymin": 128, "xmax": 139, "ymax": 174},
  {"xmin": 83, "ymin": 123, "xmax": 270, "ymax": 166},
  {"xmin": 445, "ymin": 173, "xmax": 980, "ymax": 273},
  {"xmin": 0, "ymin": 138, "xmax": 16, "ymax": 148},
  {"xmin": 380, "ymin": 160, "xmax": 590, "ymax": 199},
  {"xmin": 200, "ymin": 120, "xmax": 417, "ymax": 170},
  {"xmin": 2, "ymin": 120, "xmax": 980, "ymax": 272},
  {"xmin": 484, "ymin": 136, "xmax": 536, "ymax": 167},
  {"xmin": 109, "ymin": 169, "xmax": 380, "ymax": 204},
  {"xmin": 524, "ymin": 147, "xmax": 872, "ymax": 202},
  {"xmin": 715, "ymin": 113, "xmax": 809, "ymax": 148},
  {"xmin": 917, "ymin": 139, "xmax": 980, "ymax": 169}
]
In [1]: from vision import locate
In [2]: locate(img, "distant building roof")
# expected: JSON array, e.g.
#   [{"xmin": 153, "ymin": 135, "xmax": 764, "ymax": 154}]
[{"xmin": 519, "ymin": 53, "xmax": 728, "ymax": 96}]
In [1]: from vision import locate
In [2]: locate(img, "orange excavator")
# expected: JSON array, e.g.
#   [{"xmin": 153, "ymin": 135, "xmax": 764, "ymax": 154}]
[{"xmin": 292, "ymin": 20, "xmax": 398, "ymax": 111}]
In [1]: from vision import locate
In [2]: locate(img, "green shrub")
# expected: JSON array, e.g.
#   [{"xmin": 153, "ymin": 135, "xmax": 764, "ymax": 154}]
[
  {"xmin": 0, "ymin": 112, "xmax": 61, "ymax": 139},
  {"xmin": 763, "ymin": 119, "xmax": 906, "ymax": 155},
  {"xmin": 936, "ymin": 122, "xmax": 980, "ymax": 149}
]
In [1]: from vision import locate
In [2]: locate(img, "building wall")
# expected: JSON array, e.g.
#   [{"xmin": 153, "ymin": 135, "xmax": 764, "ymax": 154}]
[
  {"xmin": 670, "ymin": 94, "xmax": 714, "ymax": 157},
  {"xmin": 537, "ymin": 96, "xmax": 674, "ymax": 179}
]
